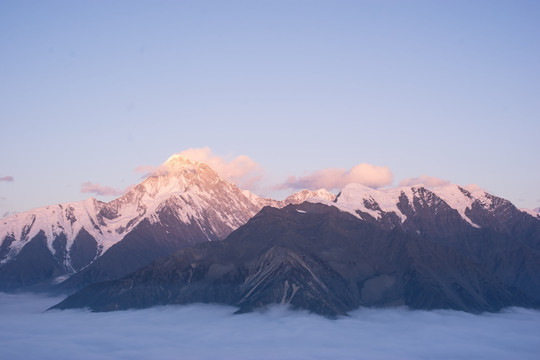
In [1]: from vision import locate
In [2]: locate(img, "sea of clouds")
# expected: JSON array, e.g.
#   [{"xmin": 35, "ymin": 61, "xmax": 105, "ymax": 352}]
[{"xmin": 1, "ymin": 293, "xmax": 539, "ymax": 360}]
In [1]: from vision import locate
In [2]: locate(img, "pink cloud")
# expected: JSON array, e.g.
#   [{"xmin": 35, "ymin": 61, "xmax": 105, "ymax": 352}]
[
  {"xmin": 178, "ymin": 147, "xmax": 263, "ymax": 190},
  {"xmin": 281, "ymin": 163, "xmax": 394, "ymax": 191},
  {"xmin": 80, "ymin": 182, "xmax": 125, "ymax": 197},
  {"xmin": 134, "ymin": 165, "xmax": 158, "ymax": 174},
  {"xmin": 0, "ymin": 176, "xmax": 14, "ymax": 182},
  {"xmin": 398, "ymin": 175, "xmax": 451, "ymax": 188}
]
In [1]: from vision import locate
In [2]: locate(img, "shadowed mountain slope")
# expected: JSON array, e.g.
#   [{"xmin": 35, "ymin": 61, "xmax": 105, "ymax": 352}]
[{"xmin": 53, "ymin": 202, "xmax": 539, "ymax": 316}]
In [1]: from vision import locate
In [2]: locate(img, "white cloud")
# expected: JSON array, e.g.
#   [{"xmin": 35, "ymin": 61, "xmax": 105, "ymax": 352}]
[
  {"xmin": 178, "ymin": 147, "xmax": 263, "ymax": 190},
  {"xmin": 1, "ymin": 293, "xmax": 539, "ymax": 360},
  {"xmin": 399, "ymin": 175, "xmax": 451, "ymax": 188},
  {"xmin": 281, "ymin": 163, "xmax": 394, "ymax": 191},
  {"xmin": 80, "ymin": 182, "xmax": 125, "ymax": 197}
]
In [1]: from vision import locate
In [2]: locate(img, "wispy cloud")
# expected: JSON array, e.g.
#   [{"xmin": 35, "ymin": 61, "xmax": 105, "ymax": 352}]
[
  {"xmin": 134, "ymin": 165, "xmax": 159, "ymax": 179},
  {"xmin": 399, "ymin": 175, "xmax": 451, "ymax": 188},
  {"xmin": 178, "ymin": 147, "xmax": 264, "ymax": 190},
  {"xmin": 80, "ymin": 182, "xmax": 125, "ymax": 197},
  {"xmin": 280, "ymin": 163, "xmax": 394, "ymax": 191},
  {"xmin": 0, "ymin": 176, "xmax": 14, "ymax": 182}
]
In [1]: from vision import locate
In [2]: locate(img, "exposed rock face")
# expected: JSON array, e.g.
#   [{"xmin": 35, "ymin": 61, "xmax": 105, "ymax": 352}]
[{"xmin": 52, "ymin": 202, "xmax": 540, "ymax": 316}]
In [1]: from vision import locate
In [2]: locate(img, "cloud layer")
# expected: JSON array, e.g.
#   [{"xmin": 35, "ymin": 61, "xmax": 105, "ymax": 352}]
[
  {"xmin": 399, "ymin": 174, "xmax": 451, "ymax": 188},
  {"xmin": 0, "ymin": 176, "xmax": 14, "ymax": 182},
  {"xmin": 1, "ymin": 293, "xmax": 539, "ymax": 360},
  {"xmin": 178, "ymin": 147, "xmax": 263, "ymax": 190},
  {"xmin": 282, "ymin": 163, "xmax": 394, "ymax": 191},
  {"xmin": 80, "ymin": 182, "xmax": 125, "ymax": 197}
]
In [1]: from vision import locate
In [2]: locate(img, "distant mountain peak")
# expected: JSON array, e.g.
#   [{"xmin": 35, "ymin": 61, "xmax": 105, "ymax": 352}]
[{"xmin": 284, "ymin": 188, "xmax": 336, "ymax": 204}]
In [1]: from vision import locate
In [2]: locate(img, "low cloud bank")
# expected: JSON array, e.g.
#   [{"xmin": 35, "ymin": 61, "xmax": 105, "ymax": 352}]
[{"xmin": 1, "ymin": 293, "xmax": 539, "ymax": 360}]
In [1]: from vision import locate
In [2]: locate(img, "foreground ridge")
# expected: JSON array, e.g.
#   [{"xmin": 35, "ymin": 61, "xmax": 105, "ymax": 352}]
[{"xmin": 52, "ymin": 200, "xmax": 540, "ymax": 316}]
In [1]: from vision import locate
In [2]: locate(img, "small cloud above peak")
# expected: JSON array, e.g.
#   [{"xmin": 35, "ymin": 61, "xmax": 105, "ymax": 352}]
[
  {"xmin": 80, "ymin": 182, "xmax": 125, "ymax": 197},
  {"xmin": 398, "ymin": 175, "xmax": 451, "ymax": 188},
  {"xmin": 280, "ymin": 163, "xmax": 393, "ymax": 191},
  {"xmin": 0, "ymin": 176, "xmax": 14, "ymax": 183},
  {"xmin": 135, "ymin": 155, "xmax": 203, "ymax": 180},
  {"xmin": 174, "ymin": 147, "xmax": 264, "ymax": 190},
  {"xmin": 131, "ymin": 148, "xmax": 264, "ymax": 191},
  {"xmin": 164, "ymin": 154, "xmax": 196, "ymax": 167}
]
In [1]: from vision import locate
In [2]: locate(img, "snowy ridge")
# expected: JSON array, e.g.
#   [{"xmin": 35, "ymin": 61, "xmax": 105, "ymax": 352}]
[
  {"xmin": 240, "ymin": 189, "xmax": 336, "ymax": 209},
  {"xmin": 282, "ymin": 189, "xmax": 336, "ymax": 205},
  {"xmin": 0, "ymin": 155, "xmax": 256, "ymax": 265},
  {"xmin": 521, "ymin": 207, "xmax": 540, "ymax": 220},
  {"xmin": 314, "ymin": 183, "xmax": 501, "ymax": 228},
  {"xmin": 332, "ymin": 184, "xmax": 413, "ymax": 222},
  {"xmin": 1, "ymin": 198, "xmax": 106, "ymax": 265},
  {"xmin": 0, "ymin": 193, "xmax": 150, "ymax": 265},
  {"xmin": 0, "ymin": 193, "xmax": 169, "ymax": 266}
]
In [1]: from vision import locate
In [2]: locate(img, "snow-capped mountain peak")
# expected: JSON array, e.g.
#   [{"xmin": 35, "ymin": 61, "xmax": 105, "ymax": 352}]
[
  {"xmin": 164, "ymin": 153, "xmax": 196, "ymax": 167},
  {"xmin": 0, "ymin": 155, "xmax": 246, "ymax": 267}
]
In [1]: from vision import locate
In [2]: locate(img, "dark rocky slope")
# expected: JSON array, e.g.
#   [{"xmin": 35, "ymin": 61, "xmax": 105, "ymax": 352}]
[{"xmin": 52, "ymin": 202, "xmax": 539, "ymax": 316}]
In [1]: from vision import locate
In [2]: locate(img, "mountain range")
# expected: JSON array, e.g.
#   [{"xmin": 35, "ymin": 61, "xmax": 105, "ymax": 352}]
[
  {"xmin": 2, "ymin": 154, "xmax": 540, "ymax": 316},
  {"xmin": 0, "ymin": 155, "xmax": 333, "ymax": 292}
]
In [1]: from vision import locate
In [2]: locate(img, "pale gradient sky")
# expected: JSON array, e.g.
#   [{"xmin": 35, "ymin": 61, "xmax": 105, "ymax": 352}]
[{"xmin": 1, "ymin": 0, "xmax": 539, "ymax": 217}]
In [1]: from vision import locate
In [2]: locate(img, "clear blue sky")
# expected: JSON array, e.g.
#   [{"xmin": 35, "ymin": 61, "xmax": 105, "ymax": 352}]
[{"xmin": 1, "ymin": 0, "xmax": 539, "ymax": 216}]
